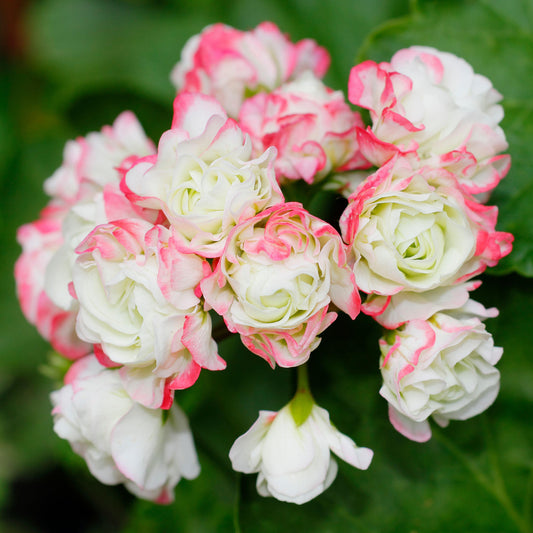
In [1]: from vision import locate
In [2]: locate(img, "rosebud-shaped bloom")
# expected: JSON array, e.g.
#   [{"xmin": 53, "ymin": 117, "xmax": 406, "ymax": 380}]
[
  {"xmin": 340, "ymin": 157, "xmax": 513, "ymax": 298},
  {"xmin": 239, "ymin": 72, "xmax": 369, "ymax": 184},
  {"xmin": 15, "ymin": 203, "xmax": 90, "ymax": 359},
  {"xmin": 348, "ymin": 46, "xmax": 510, "ymax": 194},
  {"xmin": 125, "ymin": 93, "xmax": 283, "ymax": 258},
  {"xmin": 202, "ymin": 202, "xmax": 360, "ymax": 367},
  {"xmin": 42, "ymin": 112, "xmax": 157, "ymax": 314},
  {"xmin": 72, "ymin": 219, "xmax": 224, "ymax": 407},
  {"xmin": 51, "ymin": 355, "xmax": 200, "ymax": 503},
  {"xmin": 229, "ymin": 402, "xmax": 373, "ymax": 504},
  {"xmin": 379, "ymin": 304, "xmax": 502, "ymax": 442},
  {"xmin": 44, "ymin": 111, "xmax": 156, "ymax": 205},
  {"xmin": 171, "ymin": 22, "xmax": 330, "ymax": 117}
]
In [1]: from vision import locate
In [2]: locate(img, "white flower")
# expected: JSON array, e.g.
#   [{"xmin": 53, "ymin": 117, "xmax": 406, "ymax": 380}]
[
  {"xmin": 201, "ymin": 202, "xmax": 359, "ymax": 367},
  {"xmin": 239, "ymin": 72, "xmax": 367, "ymax": 183},
  {"xmin": 170, "ymin": 22, "xmax": 330, "ymax": 117},
  {"xmin": 51, "ymin": 355, "xmax": 200, "ymax": 503},
  {"xmin": 125, "ymin": 93, "xmax": 283, "ymax": 257},
  {"xmin": 348, "ymin": 46, "xmax": 509, "ymax": 194},
  {"xmin": 15, "ymin": 203, "xmax": 90, "ymax": 359},
  {"xmin": 379, "ymin": 303, "xmax": 502, "ymax": 442},
  {"xmin": 72, "ymin": 220, "xmax": 224, "ymax": 406},
  {"xmin": 44, "ymin": 111, "xmax": 155, "ymax": 205},
  {"xmin": 42, "ymin": 111, "xmax": 156, "ymax": 312},
  {"xmin": 229, "ymin": 402, "xmax": 373, "ymax": 504},
  {"xmin": 340, "ymin": 157, "xmax": 512, "ymax": 297}
]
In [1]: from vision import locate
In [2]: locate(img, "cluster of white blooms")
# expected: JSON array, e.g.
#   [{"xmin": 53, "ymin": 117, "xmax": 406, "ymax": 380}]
[{"xmin": 15, "ymin": 22, "xmax": 511, "ymax": 505}]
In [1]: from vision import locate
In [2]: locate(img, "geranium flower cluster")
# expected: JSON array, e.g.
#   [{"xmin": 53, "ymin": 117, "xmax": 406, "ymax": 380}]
[{"xmin": 15, "ymin": 22, "xmax": 512, "ymax": 505}]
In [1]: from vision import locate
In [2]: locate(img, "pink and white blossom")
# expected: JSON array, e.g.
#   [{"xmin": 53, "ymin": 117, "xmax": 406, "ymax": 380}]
[
  {"xmin": 348, "ymin": 46, "xmax": 510, "ymax": 194},
  {"xmin": 44, "ymin": 111, "xmax": 155, "ymax": 205},
  {"xmin": 362, "ymin": 280, "xmax": 482, "ymax": 329},
  {"xmin": 42, "ymin": 113, "xmax": 157, "ymax": 314},
  {"xmin": 340, "ymin": 157, "xmax": 513, "ymax": 298},
  {"xmin": 201, "ymin": 202, "xmax": 360, "ymax": 367},
  {"xmin": 51, "ymin": 355, "xmax": 200, "ymax": 503},
  {"xmin": 171, "ymin": 22, "xmax": 330, "ymax": 117},
  {"xmin": 72, "ymin": 219, "xmax": 224, "ymax": 406},
  {"xmin": 229, "ymin": 403, "xmax": 373, "ymax": 504},
  {"xmin": 239, "ymin": 72, "xmax": 368, "ymax": 184},
  {"xmin": 125, "ymin": 93, "xmax": 283, "ymax": 257},
  {"xmin": 15, "ymin": 203, "xmax": 90, "ymax": 359},
  {"xmin": 379, "ymin": 303, "xmax": 502, "ymax": 442}
]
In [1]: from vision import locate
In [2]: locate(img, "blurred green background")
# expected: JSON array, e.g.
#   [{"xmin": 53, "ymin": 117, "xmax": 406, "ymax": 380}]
[{"xmin": 1, "ymin": 0, "xmax": 533, "ymax": 531}]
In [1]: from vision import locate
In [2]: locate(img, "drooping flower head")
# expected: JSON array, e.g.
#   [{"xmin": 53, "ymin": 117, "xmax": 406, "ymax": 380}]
[
  {"xmin": 51, "ymin": 355, "xmax": 201, "ymax": 503},
  {"xmin": 229, "ymin": 401, "xmax": 373, "ymax": 504}
]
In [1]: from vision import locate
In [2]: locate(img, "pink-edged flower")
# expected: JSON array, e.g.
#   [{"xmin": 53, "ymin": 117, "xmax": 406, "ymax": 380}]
[
  {"xmin": 51, "ymin": 355, "xmax": 200, "ymax": 503},
  {"xmin": 348, "ymin": 46, "xmax": 510, "ymax": 194},
  {"xmin": 15, "ymin": 203, "xmax": 90, "ymax": 359},
  {"xmin": 72, "ymin": 219, "xmax": 224, "ymax": 407},
  {"xmin": 362, "ymin": 280, "xmax": 482, "ymax": 329},
  {"xmin": 379, "ymin": 302, "xmax": 502, "ymax": 442},
  {"xmin": 229, "ymin": 402, "xmax": 373, "ymax": 504},
  {"xmin": 43, "ymin": 179, "xmax": 163, "ymax": 316},
  {"xmin": 239, "ymin": 72, "xmax": 369, "ymax": 184},
  {"xmin": 44, "ymin": 111, "xmax": 155, "ymax": 205},
  {"xmin": 171, "ymin": 22, "xmax": 330, "ymax": 117},
  {"xmin": 201, "ymin": 202, "xmax": 360, "ymax": 367},
  {"xmin": 340, "ymin": 157, "xmax": 513, "ymax": 298},
  {"xmin": 125, "ymin": 93, "xmax": 283, "ymax": 258},
  {"xmin": 41, "ymin": 113, "xmax": 158, "ymax": 315}
]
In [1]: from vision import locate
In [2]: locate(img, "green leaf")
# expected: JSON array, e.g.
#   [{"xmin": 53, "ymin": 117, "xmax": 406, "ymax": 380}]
[{"xmin": 358, "ymin": 0, "xmax": 533, "ymax": 276}]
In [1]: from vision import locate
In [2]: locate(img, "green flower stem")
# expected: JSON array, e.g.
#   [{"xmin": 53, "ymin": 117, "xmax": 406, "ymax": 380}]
[
  {"xmin": 433, "ymin": 424, "xmax": 531, "ymax": 533},
  {"xmin": 289, "ymin": 364, "xmax": 315, "ymax": 426},
  {"xmin": 296, "ymin": 362, "xmax": 311, "ymax": 394}
]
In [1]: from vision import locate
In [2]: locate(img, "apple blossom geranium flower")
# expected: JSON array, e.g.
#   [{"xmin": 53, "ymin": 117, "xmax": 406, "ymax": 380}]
[
  {"xmin": 171, "ymin": 22, "xmax": 330, "ymax": 117},
  {"xmin": 340, "ymin": 156, "xmax": 513, "ymax": 299},
  {"xmin": 72, "ymin": 219, "xmax": 224, "ymax": 407},
  {"xmin": 40, "ymin": 112, "xmax": 156, "ymax": 316},
  {"xmin": 16, "ymin": 112, "xmax": 156, "ymax": 357},
  {"xmin": 125, "ymin": 93, "xmax": 283, "ymax": 258},
  {"xmin": 12, "ymin": 21, "xmax": 515, "ymax": 509},
  {"xmin": 379, "ymin": 302, "xmax": 502, "ymax": 442},
  {"xmin": 15, "ymin": 203, "xmax": 91, "ymax": 359},
  {"xmin": 51, "ymin": 355, "xmax": 200, "ymax": 503},
  {"xmin": 348, "ymin": 46, "xmax": 510, "ymax": 194},
  {"xmin": 201, "ymin": 202, "xmax": 360, "ymax": 367},
  {"xmin": 44, "ymin": 111, "xmax": 156, "ymax": 205},
  {"xmin": 239, "ymin": 71, "xmax": 369, "ymax": 184},
  {"xmin": 229, "ymin": 400, "xmax": 373, "ymax": 504}
]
